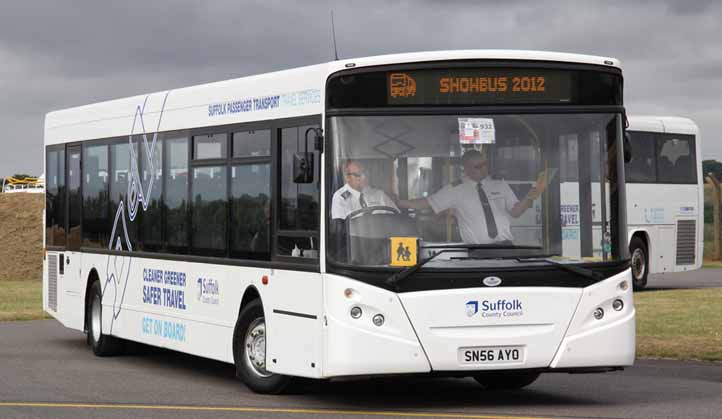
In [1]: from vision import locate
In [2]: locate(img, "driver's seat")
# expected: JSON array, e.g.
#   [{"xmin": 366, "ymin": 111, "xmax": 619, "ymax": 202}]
[{"xmin": 346, "ymin": 211, "xmax": 417, "ymax": 266}]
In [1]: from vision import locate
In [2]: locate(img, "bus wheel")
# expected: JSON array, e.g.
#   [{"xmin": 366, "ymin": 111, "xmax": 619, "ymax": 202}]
[
  {"xmin": 473, "ymin": 372, "xmax": 540, "ymax": 390},
  {"xmin": 630, "ymin": 237, "xmax": 648, "ymax": 290},
  {"xmin": 233, "ymin": 299, "xmax": 292, "ymax": 394},
  {"xmin": 87, "ymin": 281, "xmax": 123, "ymax": 356}
]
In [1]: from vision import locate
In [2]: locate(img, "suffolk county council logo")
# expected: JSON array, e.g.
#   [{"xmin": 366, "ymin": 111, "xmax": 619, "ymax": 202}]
[
  {"xmin": 466, "ymin": 299, "xmax": 524, "ymax": 318},
  {"xmin": 466, "ymin": 301, "xmax": 479, "ymax": 317}
]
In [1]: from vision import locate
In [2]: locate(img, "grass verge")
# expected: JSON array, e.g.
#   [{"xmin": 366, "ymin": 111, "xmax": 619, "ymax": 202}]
[
  {"xmin": 635, "ymin": 288, "xmax": 722, "ymax": 362},
  {"xmin": 0, "ymin": 281, "xmax": 50, "ymax": 321},
  {"xmin": 703, "ymin": 260, "xmax": 722, "ymax": 268}
]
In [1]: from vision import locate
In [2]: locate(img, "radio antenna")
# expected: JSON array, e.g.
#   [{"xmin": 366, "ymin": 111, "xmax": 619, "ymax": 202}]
[{"xmin": 330, "ymin": 10, "xmax": 339, "ymax": 60}]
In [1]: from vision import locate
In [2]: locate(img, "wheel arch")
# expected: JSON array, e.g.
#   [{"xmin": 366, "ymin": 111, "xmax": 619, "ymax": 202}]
[
  {"xmin": 84, "ymin": 268, "xmax": 101, "ymax": 333},
  {"xmin": 239, "ymin": 285, "xmax": 263, "ymax": 318},
  {"xmin": 629, "ymin": 229, "xmax": 650, "ymax": 258}
]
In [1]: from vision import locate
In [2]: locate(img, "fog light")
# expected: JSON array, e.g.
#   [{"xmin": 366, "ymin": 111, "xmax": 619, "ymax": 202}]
[
  {"xmin": 350, "ymin": 306, "xmax": 362, "ymax": 319},
  {"xmin": 619, "ymin": 280, "xmax": 629, "ymax": 291},
  {"xmin": 372, "ymin": 314, "xmax": 385, "ymax": 327},
  {"xmin": 593, "ymin": 307, "xmax": 604, "ymax": 320},
  {"xmin": 613, "ymin": 299, "xmax": 624, "ymax": 311}
]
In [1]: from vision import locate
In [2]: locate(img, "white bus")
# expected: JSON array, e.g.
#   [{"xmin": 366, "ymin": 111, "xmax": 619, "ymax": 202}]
[
  {"xmin": 624, "ymin": 116, "xmax": 703, "ymax": 290},
  {"xmin": 44, "ymin": 50, "xmax": 635, "ymax": 393}
]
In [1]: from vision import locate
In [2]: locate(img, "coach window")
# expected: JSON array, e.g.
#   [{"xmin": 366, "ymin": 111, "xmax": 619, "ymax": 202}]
[
  {"xmin": 233, "ymin": 129, "xmax": 271, "ymax": 157},
  {"xmin": 110, "ymin": 141, "xmax": 139, "ymax": 247},
  {"xmin": 625, "ymin": 131, "xmax": 656, "ymax": 183},
  {"xmin": 139, "ymin": 136, "xmax": 163, "ymax": 251},
  {"xmin": 231, "ymin": 164, "xmax": 271, "ymax": 259},
  {"xmin": 45, "ymin": 147, "xmax": 66, "ymax": 247},
  {"xmin": 165, "ymin": 137, "xmax": 189, "ymax": 252},
  {"xmin": 277, "ymin": 124, "xmax": 320, "ymax": 259},
  {"xmin": 193, "ymin": 133, "xmax": 227, "ymax": 159},
  {"xmin": 191, "ymin": 166, "xmax": 227, "ymax": 256},
  {"xmin": 230, "ymin": 129, "xmax": 271, "ymax": 260},
  {"xmin": 656, "ymin": 134, "xmax": 697, "ymax": 184},
  {"xmin": 82, "ymin": 144, "xmax": 109, "ymax": 248}
]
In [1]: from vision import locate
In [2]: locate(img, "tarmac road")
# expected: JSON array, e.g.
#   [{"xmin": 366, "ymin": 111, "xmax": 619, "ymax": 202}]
[
  {"xmin": 646, "ymin": 267, "xmax": 722, "ymax": 290},
  {"xmin": 1, "ymin": 319, "xmax": 721, "ymax": 419}
]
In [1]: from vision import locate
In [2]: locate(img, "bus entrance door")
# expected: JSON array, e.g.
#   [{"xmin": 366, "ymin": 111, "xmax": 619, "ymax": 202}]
[{"xmin": 61, "ymin": 144, "xmax": 84, "ymax": 330}]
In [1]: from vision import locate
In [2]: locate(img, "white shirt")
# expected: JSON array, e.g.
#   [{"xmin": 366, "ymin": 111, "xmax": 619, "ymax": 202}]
[
  {"xmin": 427, "ymin": 176, "xmax": 519, "ymax": 244},
  {"xmin": 331, "ymin": 184, "xmax": 398, "ymax": 220}
]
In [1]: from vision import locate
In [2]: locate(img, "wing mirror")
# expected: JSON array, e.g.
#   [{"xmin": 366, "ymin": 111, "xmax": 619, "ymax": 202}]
[
  {"xmin": 293, "ymin": 127, "xmax": 323, "ymax": 184},
  {"xmin": 623, "ymin": 132, "xmax": 633, "ymax": 163}
]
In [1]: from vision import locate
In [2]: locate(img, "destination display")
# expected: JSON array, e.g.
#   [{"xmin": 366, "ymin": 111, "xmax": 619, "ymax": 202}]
[
  {"xmin": 326, "ymin": 65, "xmax": 622, "ymax": 108},
  {"xmin": 387, "ymin": 69, "xmax": 573, "ymax": 105}
]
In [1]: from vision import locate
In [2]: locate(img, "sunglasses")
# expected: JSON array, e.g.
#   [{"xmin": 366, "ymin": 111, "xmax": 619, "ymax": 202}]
[{"xmin": 346, "ymin": 172, "xmax": 365, "ymax": 178}]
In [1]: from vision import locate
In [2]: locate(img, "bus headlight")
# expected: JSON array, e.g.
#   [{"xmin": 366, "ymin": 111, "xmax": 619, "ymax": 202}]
[
  {"xmin": 372, "ymin": 314, "xmax": 385, "ymax": 327},
  {"xmin": 350, "ymin": 306, "xmax": 362, "ymax": 319},
  {"xmin": 593, "ymin": 307, "xmax": 604, "ymax": 320},
  {"xmin": 613, "ymin": 299, "xmax": 624, "ymax": 311}
]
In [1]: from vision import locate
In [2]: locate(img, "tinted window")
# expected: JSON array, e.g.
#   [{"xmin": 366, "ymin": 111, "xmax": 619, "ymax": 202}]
[
  {"xmin": 233, "ymin": 129, "xmax": 271, "ymax": 157},
  {"xmin": 165, "ymin": 137, "xmax": 188, "ymax": 250},
  {"xmin": 82, "ymin": 144, "xmax": 109, "ymax": 247},
  {"xmin": 625, "ymin": 131, "xmax": 656, "ymax": 182},
  {"xmin": 230, "ymin": 164, "xmax": 271, "ymax": 258},
  {"xmin": 67, "ymin": 147, "xmax": 82, "ymax": 249},
  {"xmin": 191, "ymin": 166, "xmax": 227, "ymax": 254},
  {"xmin": 656, "ymin": 134, "xmax": 697, "ymax": 184},
  {"xmin": 140, "ymin": 138, "xmax": 163, "ymax": 250},
  {"xmin": 45, "ymin": 148, "xmax": 66, "ymax": 247},
  {"xmin": 193, "ymin": 133, "xmax": 227, "ymax": 159},
  {"xmin": 110, "ymin": 141, "xmax": 138, "ymax": 245},
  {"xmin": 279, "ymin": 125, "xmax": 320, "ymax": 231}
]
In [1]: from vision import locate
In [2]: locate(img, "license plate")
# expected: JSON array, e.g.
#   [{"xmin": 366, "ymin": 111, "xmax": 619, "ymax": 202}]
[{"xmin": 459, "ymin": 346, "xmax": 525, "ymax": 365}]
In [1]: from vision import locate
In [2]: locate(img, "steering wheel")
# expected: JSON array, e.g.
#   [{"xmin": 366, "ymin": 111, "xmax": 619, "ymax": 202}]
[{"xmin": 345, "ymin": 205, "xmax": 401, "ymax": 220}]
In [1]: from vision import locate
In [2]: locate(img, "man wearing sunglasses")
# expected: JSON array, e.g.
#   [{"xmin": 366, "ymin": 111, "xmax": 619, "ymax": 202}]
[
  {"xmin": 331, "ymin": 159, "xmax": 399, "ymax": 220},
  {"xmin": 398, "ymin": 148, "xmax": 546, "ymax": 244}
]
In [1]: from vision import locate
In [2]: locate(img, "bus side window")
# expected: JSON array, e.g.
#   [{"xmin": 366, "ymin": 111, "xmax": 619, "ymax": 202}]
[
  {"xmin": 656, "ymin": 134, "xmax": 696, "ymax": 184},
  {"xmin": 624, "ymin": 132, "xmax": 656, "ymax": 183},
  {"xmin": 230, "ymin": 129, "xmax": 272, "ymax": 260}
]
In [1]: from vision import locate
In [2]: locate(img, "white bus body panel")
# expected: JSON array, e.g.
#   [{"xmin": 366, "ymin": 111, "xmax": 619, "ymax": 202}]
[
  {"xmin": 323, "ymin": 274, "xmax": 431, "ymax": 376},
  {"xmin": 399, "ymin": 287, "xmax": 581, "ymax": 371},
  {"xmin": 551, "ymin": 268, "xmax": 635, "ymax": 367},
  {"xmin": 46, "ymin": 251, "xmax": 324, "ymax": 378},
  {"xmin": 44, "ymin": 251, "xmax": 85, "ymax": 331}
]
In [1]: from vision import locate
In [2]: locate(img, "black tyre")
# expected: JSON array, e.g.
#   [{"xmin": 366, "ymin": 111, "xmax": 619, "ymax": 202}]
[
  {"xmin": 629, "ymin": 236, "xmax": 648, "ymax": 291},
  {"xmin": 86, "ymin": 281, "xmax": 123, "ymax": 356},
  {"xmin": 473, "ymin": 371, "xmax": 540, "ymax": 390},
  {"xmin": 232, "ymin": 299, "xmax": 293, "ymax": 394}
]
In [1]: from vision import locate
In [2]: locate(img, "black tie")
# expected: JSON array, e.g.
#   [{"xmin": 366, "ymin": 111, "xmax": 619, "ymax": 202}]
[
  {"xmin": 477, "ymin": 183, "xmax": 498, "ymax": 239},
  {"xmin": 359, "ymin": 192, "xmax": 367, "ymax": 208}
]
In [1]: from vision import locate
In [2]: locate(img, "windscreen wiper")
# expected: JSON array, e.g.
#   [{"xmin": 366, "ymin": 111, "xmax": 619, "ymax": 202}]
[
  {"xmin": 385, "ymin": 244, "xmax": 542, "ymax": 290},
  {"xmin": 516, "ymin": 256, "xmax": 604, "ymax": 281}
]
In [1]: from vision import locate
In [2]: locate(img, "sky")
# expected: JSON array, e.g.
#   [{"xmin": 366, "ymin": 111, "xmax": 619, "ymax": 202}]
[{"xmin": 1, "ymin": 0, "xmax": 720, "ymax": 177}]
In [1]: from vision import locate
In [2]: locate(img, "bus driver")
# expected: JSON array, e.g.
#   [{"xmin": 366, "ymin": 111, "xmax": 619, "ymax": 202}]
[
  {"xmin": 331, "ymin": 160, "xmax": 399, "ymax": 220},
  {"xmin": 398, "ymin": 148, "xmax": 547, "ymax": 244}
]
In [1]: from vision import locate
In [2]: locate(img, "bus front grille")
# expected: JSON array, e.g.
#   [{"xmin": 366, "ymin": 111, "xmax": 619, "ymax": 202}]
[
  {"xmin": 675, "ymin": 220, "xmax": 696, "ymax": 266},
  {"xmin": 48, "ymin": 254, "xmax": 58, "ymax": 312}
]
